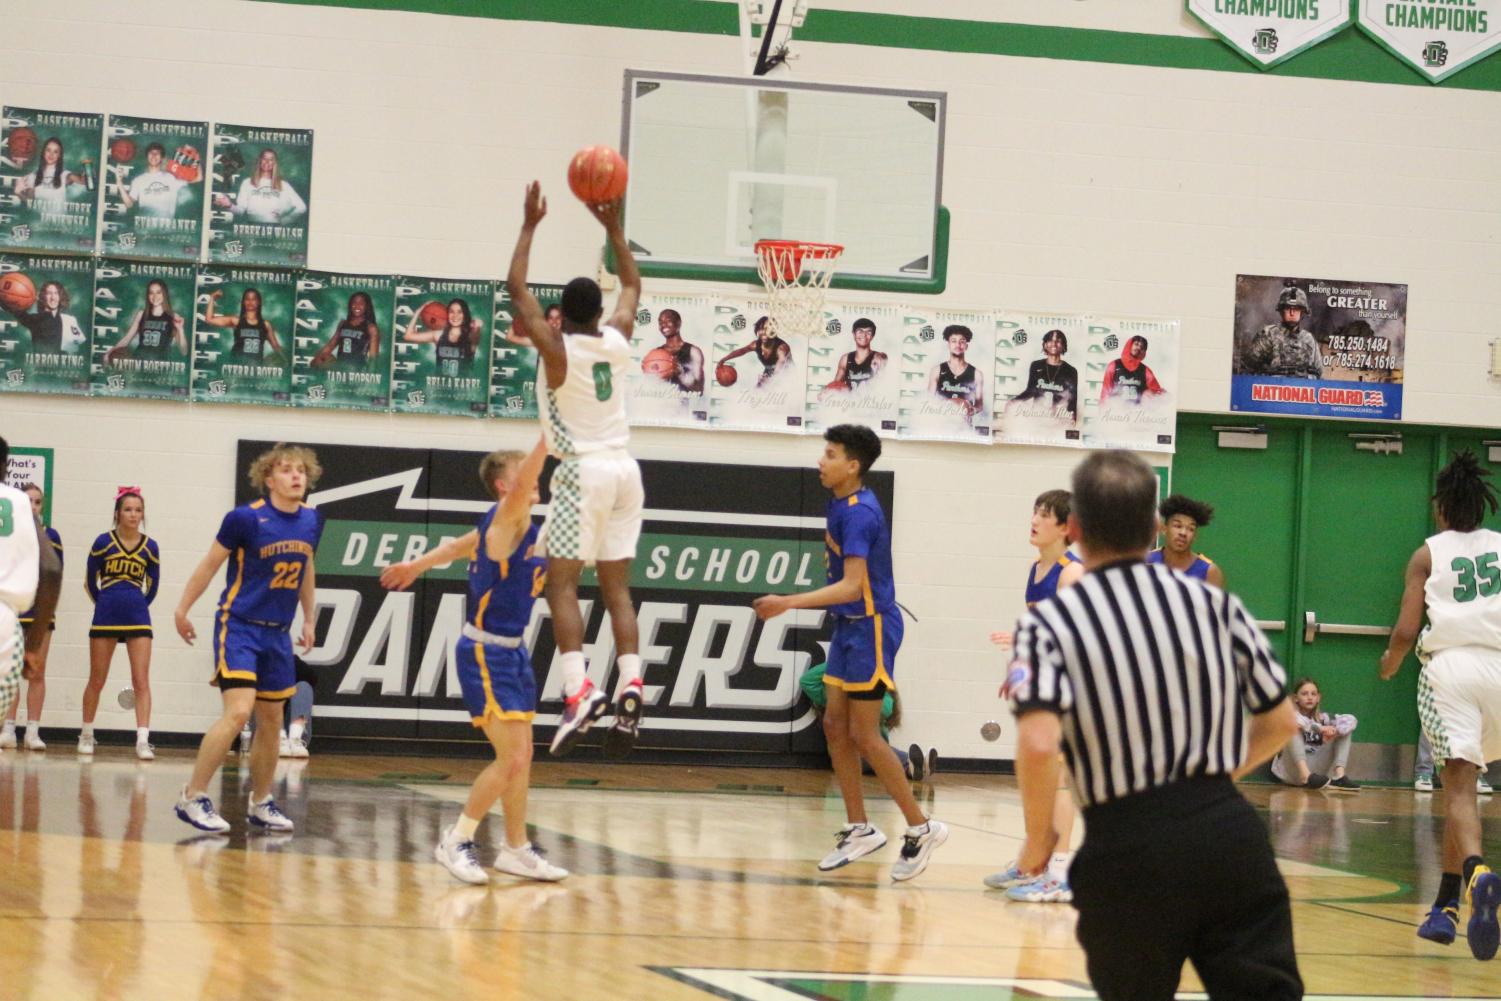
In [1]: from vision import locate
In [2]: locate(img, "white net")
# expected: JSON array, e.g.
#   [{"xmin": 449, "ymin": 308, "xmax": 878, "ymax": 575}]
[{"xmin": 755, "ymin": 240, "xmax": 842, "ymax": 339}]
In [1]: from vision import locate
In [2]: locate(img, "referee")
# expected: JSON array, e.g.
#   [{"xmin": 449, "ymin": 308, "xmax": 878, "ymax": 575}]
[{"xmin": 1007, "ymin": 450, "xmax": 1303, "ymax": 1000}]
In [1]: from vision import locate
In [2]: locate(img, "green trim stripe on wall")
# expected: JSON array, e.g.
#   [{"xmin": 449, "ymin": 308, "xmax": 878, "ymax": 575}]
[{"xmin": 255, "ymin": 0, "xmax": 1501, "ymax": 91}]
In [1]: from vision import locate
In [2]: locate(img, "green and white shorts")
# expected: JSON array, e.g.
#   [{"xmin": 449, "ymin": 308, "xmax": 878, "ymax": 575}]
[
  {"xmin": 1419, "ymin": 646, "xmax": 1501, "ymax": 770},
  {"xmin": 0, "ymin": 605, "xmax": 22, "ymax": 721},
  {"xmin": 538, "ymin": 450, "xmax": 644, "ymax": 563}
]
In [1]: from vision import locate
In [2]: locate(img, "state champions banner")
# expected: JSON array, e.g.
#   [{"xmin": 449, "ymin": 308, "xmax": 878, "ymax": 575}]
[
  {"xmin": 1358, "ymin": 0, "xmax": 1501, "ymax": 82},
  {"xmin": 1187, "ymin": 1, "xmax": 1353, "ymax": 69},
  {"xmin": 101, "ymin": 115, "xmax": 208, "ymax": 262},
  {"xmin": 90, "ymin": 257, "xmax": 192, "ymax": 400},
  {"xmin": 629, "ymin": 294, "xmax": 712, "ymax": 429},
  {"xmin": 1083, "ymin": 316, "xmax": 1180, "ymax": 453},
  {"xmin": 0, "ymin": 107, "xmax": 103, "ymax": 255},
  {"xmin": 293, "ymin": 271, "xmax": 394, "ymax": 412},
  {"xmin": 391, "ymin": 276, "xmax": 494, "ymax": 416},
  {"xmin": 191, "ymin": 265, "xmax": 295, "ymax": 405},
  {"xmin": 804, "ymin": 304, "xmax": 901, "ymax": 438},
  {"xmin": 994, "ymin": 310, "xmax": 1088, "ymax": 448},
  {"xmin": 253, "ymin": 439, "xmax": 891, "ymax": 756},
  {"xmin": 0, "ymin": 252, "xmax": 92, "ymax": 396},
  {"xmin": 207, "ymin": 124, "xmax": 312, "ymax": 267},
  {"xmin": 1231, "ymin": 274, "xmax": 1406, "ymax": 421},
  {"xmin": 897, "ymin": 306, "xmax": 994, "ymax": 444}
]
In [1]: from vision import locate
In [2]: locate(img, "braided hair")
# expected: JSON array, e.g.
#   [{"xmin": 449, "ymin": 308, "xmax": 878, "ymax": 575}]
[{"xmin": 1434, "ymin": 450, "xmax": 1498, "ymax": 533}]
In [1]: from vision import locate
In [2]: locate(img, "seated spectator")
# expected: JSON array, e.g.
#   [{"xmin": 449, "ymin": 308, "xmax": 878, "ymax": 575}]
[{"xmin": 1271, "ymin": 677, "xmax": 1359, "ymax": 791}]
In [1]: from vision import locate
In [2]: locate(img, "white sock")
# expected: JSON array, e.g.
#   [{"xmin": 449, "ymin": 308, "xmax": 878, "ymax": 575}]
[
  {"xmin": 1049, "ymin": 852, "xmax": 1070, "ymax": 878},
  {"xmin": 559, "ymin": 651, "xmax": 587, "ymax": 698},
  {"xmin": 2, "ymin": 720, "xmax": 14, "ymax": 735},
  {"xmin": 616, "ymin": 653, "xmax": 643, "ymax": 691},
  {"xmin": 906, "ymin": 820, "xmax": 931, "ymax": 836},
  {"xmin": 452, "ymin": 813, "xmax": 481, "ymax": 842},
  {"xmin": 288, "ymin": 721, "xmax": 305, "ymax": 742},
  {"xmin": 25, "ymin": 722, "xmax": 39, "ymax": 739},
  {"xmin": 81, "ymin": 724, "xmax": 94, "ymax": 737},
  {"xmin": 136, "ymin": 727, "xmax": 150, "ymax": 744}
]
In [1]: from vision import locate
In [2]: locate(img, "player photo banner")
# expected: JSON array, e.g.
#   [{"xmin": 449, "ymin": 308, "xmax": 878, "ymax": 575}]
[
  {"xmin": 1231, "ymin": 274, "xmax": 1406, "ymax": 421},
  {"xmin": 294, "ymin": 271, "xmax": 394, "ymax": 412},
  {"xmin": 708, "ymin": 297, "xmax": 808, "ymax": 435},
  {"xmin": 0, "ymin": 108, "xmax": 103, "ymax": 255},
  {"xmin": 245, "ymin": 438, "xmax": 890, "ymax": 756},
  {"xmin": 1187, "ymin": 1, "xmax": 1353, "ymax": 70},
  {"xmin": 994, "ymin": 311, "xmax": 1088, "ymax": 448},
  {"xmin": 1357, "ymin": 0, "xmax": 1501, "ymax": 83},
  {"xmin": 392, "ymin": 276, "xmax": 494, "ymax": 417},
  {"xmin": 805, "ymin": 304, "xmax": 901, "ymax": 438},
  {"xmin": 0, "ymin": 253, "xmax": 93, "ymax": 396},
  {"xmin": 629, "ymin": 294, "xmax": 713, "ymax": 429},
  {"xmin": 1082, "ymin": 316, "xmax": 1180, "ymax": 454},
  {"xmin": 489, "ymin": 282, "xmax": 559, "ymax": 420},
  {"xmin": 101, "ymin": 115, "xmax": 208, "ymax": 262},
  {"xmin": 90, "ymin": 257, "xmax": 193, "ymax": 400},
  {"xmin": 207, "ymin": 124, "xmax": 312, "ymax": 266},
  {"xmin": 898, "ymin": 306, "xmax": 995, "ymax": 444},
  {"xmin": 191, "ymin": 265, "xmax": 295, "ymax": 405}
]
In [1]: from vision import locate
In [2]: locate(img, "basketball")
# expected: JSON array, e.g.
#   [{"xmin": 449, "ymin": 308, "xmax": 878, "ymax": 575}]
[
  {"xmin": 0, "ymin": 272, "xmax": 37, "ymax": 314},
  {"xmin": 715, "ymin": 363, "xmax": 738, "ymax": 387},
  {"xmin": 110, "ymin": 137, "xmax": 137, "ymax": 164},
  {"xmin": 568, "ymin": 145, "xmax": 628, "ymax": 203},
  {"xmin": 6, "ymin": 127, "xmax": 37, "ymax": 164},
  {"xmin": 418, "ymin": 300, "xmax": 448, "ymax": 331},
  {"xmin": 825, "ymin": 379, "xmax": 850, "ymax": 393},
  {"xmin": 642, "ymin": 347, "xmax": 678, "ymax": 380}
]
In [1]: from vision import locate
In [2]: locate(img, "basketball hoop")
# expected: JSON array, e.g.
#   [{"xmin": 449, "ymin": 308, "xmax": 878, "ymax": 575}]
[{"xmin": 755, "ymin": 239, "xmax": 843, "ymax": 339}]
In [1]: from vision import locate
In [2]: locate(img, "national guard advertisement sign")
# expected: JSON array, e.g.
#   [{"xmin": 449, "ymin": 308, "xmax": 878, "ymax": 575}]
[
  {"xmin": 1187, "ymin": 1, "xmax": 1353, "ymax": 69},
  {"xmin": 245, "ymin": 440, "xmax": 891, "ymax": 756},
  {"xmin": 1230, "ymin": 273, "xmax": 1407, "ymax": 421}
]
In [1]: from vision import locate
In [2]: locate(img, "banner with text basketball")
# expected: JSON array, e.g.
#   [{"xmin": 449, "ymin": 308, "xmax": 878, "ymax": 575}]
[
  {"xmin": 628, "ymin": 294, "xmax": 713, "ymax": 429},
  {"xmin": 242, "ymin": 439, "xmax": 891, "ymax": 756},
  {"xmin": 391, "ymin": 276, "xmax": 494, "ymax": 417},
  {"xmin": 100, "ymin": 115, "xmax": 208, "ymax": 262},
  {"xmin": 191, "ymin": 265, "xmax": 295, "ymax": 405},
  {"xmin": 293, "ymin": 271, "xmax": 394, "ymax": 412},
  {"xmin": 489, "ymin": 282, "xmax": 559, "ymax": 420},
  {"xmin": 0, "ymin": 108, "xmax": 103, "ymax": 255},
  {"xmin": 1187, "ymin": 1, "xmax": 1353, "ymax": 69},
  {"xmin": 206, "ymin": 124, "xmax": 312, "ymax": 267},
  {"xmin": 805, "ymin": 304, "xmax": 902, "ymax": 438},
  {"xmin": 708, "ymin": 296, "xmax": 808, "ymax": 435},
  {"xmin": 1082, "ymin": 316, "xmax": 1180, "ymax": 453},
  {"xmin": 1358, "ymin": 0, "xmax": 1501, "ymax": 82},
  {"xmin": 994, "ymin": 311, "xmax": 1088, "ymax": 448},
  {"xmin": 0, "ymin": 253, "xmax": 92, "ymax": 396},
  {"xmin": 89, "ymin": 257, "xmax": 192, "ymax": 401},
  {"xmin": 898, "ymin": 307, "xmax": 994, "ymax": 444},
  {"xmin": 1231, "ymin": 274, "xmax": 1406, "ymax": 420}
]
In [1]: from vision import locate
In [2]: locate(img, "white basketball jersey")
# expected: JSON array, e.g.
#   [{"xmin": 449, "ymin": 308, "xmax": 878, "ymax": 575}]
[
  {"xmin": 1423, "ymin": 529, "xmax": 1501, "ymax": 655},
  {"xmin": 539, "ymin": 326, "xmax": 632, "ymax": 458},
  {"xmin": 0, "ymin": 483, "xmax": 40, "ymax": 614}
]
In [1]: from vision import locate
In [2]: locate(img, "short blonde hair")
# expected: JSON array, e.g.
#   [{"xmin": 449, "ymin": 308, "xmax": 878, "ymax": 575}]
[
  {"xmin": 248, "ymin": 443, "xmax": 323, "ymax": 493},
  {"xmin": 478, "ymin": 449, "xmax": 525, "ymax": 501}
]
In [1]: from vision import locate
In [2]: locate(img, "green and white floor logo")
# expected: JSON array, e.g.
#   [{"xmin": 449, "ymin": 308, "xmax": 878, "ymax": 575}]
[{"xmin": 656, "ymin": 968, "xmax": 1469, "ymax": 1000}]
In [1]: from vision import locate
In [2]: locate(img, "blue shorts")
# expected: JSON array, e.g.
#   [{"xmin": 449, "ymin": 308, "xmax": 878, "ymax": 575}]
[
  {"xmin": 456, "ymin": 636, "xmax": 536, "ymax": 726},
  {"xmin": 824, "ymin": 609, "xmax": 902, "ymax": 694},
  {"xmin": 213, "ymin": 616, "xmax": 296, "ymax": 700}
]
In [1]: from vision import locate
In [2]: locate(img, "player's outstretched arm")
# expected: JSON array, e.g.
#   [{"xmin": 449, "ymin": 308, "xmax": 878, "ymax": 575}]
[
  {"xmin": 507, "ymin": 182, "xmax": 565, "ymax": 382},
  {"xmin": 380, "ymin": 530, "xmax": 480, "ymax": 591},
  {"xmin": 589, "ymin": 198, "xmax": 640, "ymax": 338},
  {"xmin": 175, "ymin": 542, "xmax": 232, "ymax": 645},
  {"xmin": 485, "ymin": 439, "xmax": 548, "ymax": 560},
  {"xmin": 1379, "ymin": 543, "xmax": 1431, "ymax": 680}
]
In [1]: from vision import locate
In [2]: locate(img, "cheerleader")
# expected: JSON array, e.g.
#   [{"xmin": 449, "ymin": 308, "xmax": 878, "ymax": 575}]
[
  {"xmin": 1, "ymin": 484, "xmax": 62, "ymax": 751},
  {"xmin": 80, "ymin": 488, "xmax": 160, "ymax": 759}
]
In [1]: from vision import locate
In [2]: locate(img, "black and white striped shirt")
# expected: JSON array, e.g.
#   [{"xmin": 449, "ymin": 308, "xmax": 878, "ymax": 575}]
[{"xmin": 1008, "ymin": 560, "xmax": 1287, "ymax": 809}]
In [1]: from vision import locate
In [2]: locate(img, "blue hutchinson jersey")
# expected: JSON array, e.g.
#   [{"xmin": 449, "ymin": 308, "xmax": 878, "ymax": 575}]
[
  {"xmin": 215, "ymin": 499, "xmax": 323, "ymax": 628},
  {"xmin": 1145, "ymin": 549, "xmax": 1213, "ymax": 581},
  {"xmin": 1025, "ymin": 551, "xmax": 1080, "ymax": 607},
  {"xmin": 825, "ymin": 488, "xmax": 897, "ymax": 618},
  {"xmin": 468, "ymin": 508, "xmax": 545, "ymax": 638}
]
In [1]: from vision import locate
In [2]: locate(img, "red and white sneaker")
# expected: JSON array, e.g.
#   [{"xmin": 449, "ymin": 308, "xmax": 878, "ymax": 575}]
[
  {"xmin": 549, "ymin": 679, "xmax": 609, "ymax": 757},
  {"xmin": 603, "ymin": 679, "xmax": 644, "ymax": 760}
]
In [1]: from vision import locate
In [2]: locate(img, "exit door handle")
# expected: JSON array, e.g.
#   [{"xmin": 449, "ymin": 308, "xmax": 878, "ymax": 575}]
[
  {"xmin": 1302, "ymin": 610, "xmax": 1392, "ymax": 644},
  {"xmin": 1256, "ymin": 620, "xmax": 1286, "ymax": 633}
]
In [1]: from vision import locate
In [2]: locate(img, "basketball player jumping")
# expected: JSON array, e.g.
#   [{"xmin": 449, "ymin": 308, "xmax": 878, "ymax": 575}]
[
  {"xmin": 507, "ymin": 181, "xmax": 646, "ymax": 758},
  {"xmin": 1381, "ymin": 451, "xmax": 1501, "ymax": 960}
]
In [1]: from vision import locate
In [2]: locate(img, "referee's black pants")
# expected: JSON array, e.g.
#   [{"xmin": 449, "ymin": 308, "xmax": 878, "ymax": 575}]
[{"xmin": 1070, "ymin": 776, "xmax": 1303, "ymax": 1001}]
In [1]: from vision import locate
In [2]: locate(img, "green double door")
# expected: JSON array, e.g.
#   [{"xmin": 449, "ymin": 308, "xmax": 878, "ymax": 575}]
[{"xmin": 1173, "ymin": 414, "xmax": 1501, "ymax": 746}]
